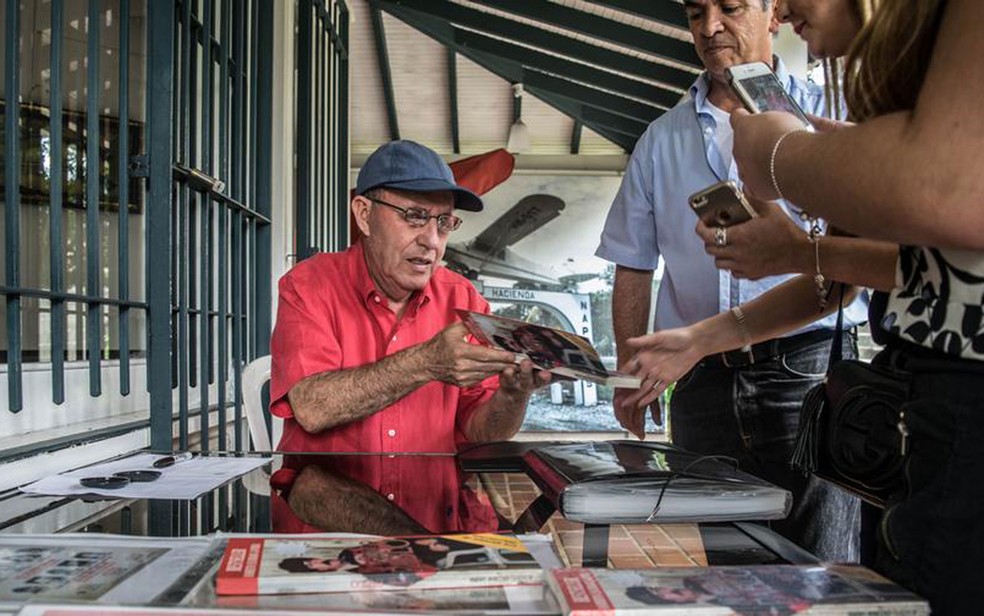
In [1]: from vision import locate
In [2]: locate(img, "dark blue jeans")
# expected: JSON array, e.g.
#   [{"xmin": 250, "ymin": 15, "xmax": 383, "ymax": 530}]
[
  {"xmin": 670, "ymin": 333, "xmax": 861, "ymax": 563},
  {"xmin": 870, "ymin": 346, "xmax": 984, "ymax": 615}
]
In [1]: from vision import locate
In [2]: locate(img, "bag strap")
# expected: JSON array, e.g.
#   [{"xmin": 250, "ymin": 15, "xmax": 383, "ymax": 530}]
[{"xmin": 825, "ymin": 283, "xmax": 846, "ymax": 371}]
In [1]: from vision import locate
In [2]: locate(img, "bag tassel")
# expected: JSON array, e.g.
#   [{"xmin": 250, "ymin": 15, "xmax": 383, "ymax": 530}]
[{"xmin": 790, "ymin": 381, "xmax": 826, "ymax": 475}]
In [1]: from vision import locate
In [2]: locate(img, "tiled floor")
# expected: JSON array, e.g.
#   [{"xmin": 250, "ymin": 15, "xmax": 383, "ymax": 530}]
[{"xmin": 480, "ymin": 472, "xmax": 708, "ymax": 569}]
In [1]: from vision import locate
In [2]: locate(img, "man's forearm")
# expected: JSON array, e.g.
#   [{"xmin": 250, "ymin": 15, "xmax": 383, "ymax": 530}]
[
  {"xmin": 462, "ymin": 389, "xmax": 531, "ymax": 443},
  {"xmin": 613, "ymin": 265, "xmax": 654, "ymax": 365},
  {"xmin": 287, "ymin": 465, "xmax": 429, "ymax": 534},
  {"xmin": 288, "ymin": 344, "xmax": 434, "ymax": 433}
]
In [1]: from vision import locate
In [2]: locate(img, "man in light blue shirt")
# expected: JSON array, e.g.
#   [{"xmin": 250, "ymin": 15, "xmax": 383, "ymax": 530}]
[{"xmin": 596, "ymin": 0, "xmax": 864, "ymax": 562}]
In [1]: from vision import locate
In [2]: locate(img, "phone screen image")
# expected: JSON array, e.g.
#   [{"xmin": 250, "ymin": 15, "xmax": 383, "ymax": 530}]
[{"xmin": 740, "ymin": 74, "xmax": 809, "ymax": 118}]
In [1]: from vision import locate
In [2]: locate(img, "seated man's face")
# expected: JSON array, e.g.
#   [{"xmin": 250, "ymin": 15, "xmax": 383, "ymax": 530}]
[{"xmin": 358, "ymin": 189, "xmax": 456, "ymax": 303}]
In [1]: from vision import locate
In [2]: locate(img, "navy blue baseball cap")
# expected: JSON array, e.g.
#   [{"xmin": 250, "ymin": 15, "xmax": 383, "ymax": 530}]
[{"xmin": 355, "ymin": 140, "xmax": 483, "ymax": 212}]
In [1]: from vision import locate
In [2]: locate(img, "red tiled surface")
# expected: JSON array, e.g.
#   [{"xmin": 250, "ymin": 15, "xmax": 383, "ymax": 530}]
[{"xmin": 481, "ymin": 472, "xmax": 710, "ymax": 568}]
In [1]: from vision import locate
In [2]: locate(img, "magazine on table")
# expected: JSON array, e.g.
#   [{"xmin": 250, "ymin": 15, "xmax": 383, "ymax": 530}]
[
  {"xmin": 0, "ymin": 534, "xmax": 216, "ymax": 608},
  {"xmin": 547, "ymin": 565, "xmax": 929, "ymax": 615},
  {"xmin": 456, "ymin": 310, "xmax": 641, "ymax": 388},
  {"xmin": 210, "ymin": 584, "xmax": 559, "ymax": 615},
  {"xmin": 523, "ymin": 441, "xmax": 792, "ymax": 525},
  {"xmin": 215, "ymin": 532, "xmax": 545, "ymax": 596}
]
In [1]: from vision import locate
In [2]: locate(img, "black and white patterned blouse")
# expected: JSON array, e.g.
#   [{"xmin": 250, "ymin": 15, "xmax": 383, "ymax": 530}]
[{"xmin": 874, "ymin": 245, "xmax": 984, "ymax": 359}]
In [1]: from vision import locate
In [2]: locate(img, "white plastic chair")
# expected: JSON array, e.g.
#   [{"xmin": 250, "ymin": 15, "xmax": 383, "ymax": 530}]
[
  {"xmin": 241, "ymin": 355, "xmax": 282, "ymax": 496},
  {"xmin": 242, "ymin": 355, "xmax": 280, "ymax": 452}
]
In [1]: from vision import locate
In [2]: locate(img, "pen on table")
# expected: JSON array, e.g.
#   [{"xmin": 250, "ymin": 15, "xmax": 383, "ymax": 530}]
[{"xmin": 153, "ymin": 451, "xmax": 195, "ymax": 468}]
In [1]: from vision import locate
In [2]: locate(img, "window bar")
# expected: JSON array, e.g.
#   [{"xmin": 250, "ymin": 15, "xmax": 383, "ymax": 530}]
[
  {"xmin": 177, "ymin": 0, "xmax": 194, "ymax": 451},
  {"xmin": 231, "ymin": 208, "xmax": 245, "ymax": 529},
  {"xmin": 86, "ymin": 0, "xmax": 103, "ymax": 397},
  {"xmin": 254, "ymin": 0, "xmax": 274, "ymax": 378},
  {"xmin": 187, "ymin": 9, "xmax": 200, "ymax": 392},
  {"xmin": 231, "ymin": 0, "xmax": 245, "ymax": 453},
  {"xmin": 296, "ymin": 0, "xmax": 312, "ymax": 260},
  {"xmin": 327, "ymin": 7, "xmax": 335, "ymax": 251},
  {"xmin": 337, "ymin": 0, "xmax": 350, "ymax": 250},
  {"xmin": 315, "ymin": 7, "xmax": 324, "ymax": 253},
  {"xmin": 216, "ymin": 0, "xmax": 230, "ymax": 454},
  {"xmin": 4, "ymin": 0, "xmax": 22, "ymax": 412},
  {"xmin": 246, "ymin": 0, "xmax": 258, "ymax": 360},
  {"xmin": 239, "ymin": 1, "xmax": 251, "ymax": 366},
  {"xmin": 147, "ymin": 0, "xmax": 177, "ymax": 534},
  {"xmin": 170, "ymin": 184, "xmax": 179, "ymax": 390},
  {"xmin": 49, "ymin": 0, "xmax": 67, "ymax": 405},
  {"xmin": 118, "ymin": 0, "xmax": 131, "ymax": 396},
  {"xmin": 199, "ymin": 0, "xmax": 214, "ymax": 461},
  {"xmin": 328, "ymin": 14, "xmax": 337, "ymax": 251},
  {"xmin": 200, "ymin": 8, "xmax": 214, "ymax": 530}
]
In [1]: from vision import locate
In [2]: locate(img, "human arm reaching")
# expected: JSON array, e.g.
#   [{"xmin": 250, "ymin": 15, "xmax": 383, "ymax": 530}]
[
  {"xmin": 696, "ymin": 200, "xmax": 898, "ymax": 291},
  {"xmin": 620, "ymin": 277, "xmax": 860, "ymax": 412},
  {"xmin": 458, "ymin": 357, "xmax": 552, "ymax": 442},
  {"xmin": 731, "ymin": 0, "xmax": 984, "ymax": 250},
  {"xmin": 288, "ymin": 322, "xmax": 523, "ymax": 433}
]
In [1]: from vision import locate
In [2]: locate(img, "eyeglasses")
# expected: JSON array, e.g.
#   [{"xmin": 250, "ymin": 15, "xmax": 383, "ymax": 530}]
[{"xmin": 370, "ymin": 198, "xmax": 463, "ymax": 233}]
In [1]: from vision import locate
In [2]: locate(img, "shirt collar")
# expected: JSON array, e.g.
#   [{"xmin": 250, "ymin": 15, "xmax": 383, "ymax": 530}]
[
  {"xmin": 689, "ymin": 55, "xmax": 791, "ymax": 116},
  {"xmin": 347, "ymin": 240, "xmax": 431, "ymax": 313}
]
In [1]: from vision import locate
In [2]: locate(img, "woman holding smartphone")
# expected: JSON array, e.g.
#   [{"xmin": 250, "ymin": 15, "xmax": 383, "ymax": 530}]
[{"xmin": 625, "ymin": 1, "xmax": 983, "ymax": 613}]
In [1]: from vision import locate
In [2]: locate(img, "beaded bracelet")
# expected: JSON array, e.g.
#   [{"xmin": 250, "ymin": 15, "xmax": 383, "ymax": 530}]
[{"xmin": 769, "ymin": 128, "xmax": 809, "ymax": 202}]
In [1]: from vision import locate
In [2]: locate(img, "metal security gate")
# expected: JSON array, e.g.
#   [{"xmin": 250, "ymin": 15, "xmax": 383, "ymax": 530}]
[
  {"xmin": 146, "ymin": 0, "xmax": 272, "ymax": 535},
  {"xmin": 295, "ymin": 0, "xmax": 349, "ymax": 259}
]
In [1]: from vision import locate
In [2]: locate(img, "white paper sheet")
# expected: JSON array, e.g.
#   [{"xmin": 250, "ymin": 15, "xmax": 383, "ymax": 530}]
[{"xmin": 18, "ymin": 453, "xmax": 270, "ymax": 500}]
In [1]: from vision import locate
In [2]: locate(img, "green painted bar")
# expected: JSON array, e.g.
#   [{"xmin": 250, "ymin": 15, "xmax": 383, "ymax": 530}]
[
  {"xmin": 146, "ymin": 0, "xmax": 177, "ymax": 534},
  {"xmin": 5, "ymin": 0, "xmax": 22, "ymax": 412},
  {"xmin": 187, "ymin": 11, "xmax": 200, "ymax": 392},
  {"xmin": 571, "ymin": 120, "xmax": 583, "ymax": 155},
  {"xmin": 49, "ymin": 0, "xmax": 66, "ymax": 404},
  {"xmin": 296, "ymin": 0, "xmax": 312, "ymax": 258},
  {"xmin": 216, "ymin": 0, "xmax": 230, "ymax": 453},
  {"xmin": 370, "ymin": 4, "xmax": 399, "ymax": 141},
  {"xmin": 118, "ymin": 0, "xmax": 131, "ymax": 397},
  {"xmin": 200, "ymin": 0, "xmax": 214, "ymax": 457},
  {"xmin": 86, "ymin": 0, "xmax": 102, "ymax": 397},
  {"xmin": 177, "ymin": 0, "xmax": 193, "ymax": 451},
  {"xmin": 448, "ymin": 48, "xmax": 459, "ymax": 154},
  {"xmin": 336, "ymin": 0, "xmax": 350, "ymax": 250}
]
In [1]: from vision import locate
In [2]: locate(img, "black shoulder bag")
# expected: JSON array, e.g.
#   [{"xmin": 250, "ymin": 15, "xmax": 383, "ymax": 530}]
[{"xmin": 790, "ymin": 285, "xmax": 911, "ymax": 507}]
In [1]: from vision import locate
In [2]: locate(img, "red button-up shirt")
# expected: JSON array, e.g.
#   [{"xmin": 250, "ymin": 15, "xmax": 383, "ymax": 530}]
[{"xmin": 270, "ymin": 242, "xmax": 497, "ymax": 496}]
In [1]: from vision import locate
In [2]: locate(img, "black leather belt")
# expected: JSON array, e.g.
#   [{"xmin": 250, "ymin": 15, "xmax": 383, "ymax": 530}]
[{"xmin": 704, "ymin": 329, "xmax": 839, "ymax": 369}]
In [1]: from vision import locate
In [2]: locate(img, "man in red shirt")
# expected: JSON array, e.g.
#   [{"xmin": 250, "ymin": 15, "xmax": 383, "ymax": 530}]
[{"xmin": 270, "ymin": 140, "xmax": 550, "ymax": 531}]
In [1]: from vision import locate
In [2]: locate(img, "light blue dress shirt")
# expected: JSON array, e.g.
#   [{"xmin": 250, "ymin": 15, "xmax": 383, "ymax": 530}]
[{"xmin": 596, "ymin": 58, "xmax": 868, "ymax": 334}]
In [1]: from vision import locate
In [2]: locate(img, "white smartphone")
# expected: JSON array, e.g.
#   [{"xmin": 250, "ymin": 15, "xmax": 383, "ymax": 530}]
[
  {"xmin": 688, "ymin": 181, "xmax": 758, "ymax": 228},
  {"xmin": 726, "ymin": 61, "xmax": 814, "ymax": 130}
]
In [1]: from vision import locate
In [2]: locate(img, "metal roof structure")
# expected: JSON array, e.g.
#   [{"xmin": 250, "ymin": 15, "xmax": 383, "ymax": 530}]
[{"xmin": 349, "ymin": 0, "xmax": 702, "ymax": 168}]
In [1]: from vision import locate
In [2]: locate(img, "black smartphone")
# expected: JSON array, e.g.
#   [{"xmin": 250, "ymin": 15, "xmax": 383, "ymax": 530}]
[
  {"xmin": 688, "ymin": 181, "xmax": 757, "ymax": 228},
  {"xmin": 726, "ymin": 61, "xmax": 814, "ymax": 129}
]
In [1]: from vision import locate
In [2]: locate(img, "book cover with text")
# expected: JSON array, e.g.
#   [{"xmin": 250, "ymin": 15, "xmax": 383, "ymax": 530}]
[
  {"xmin": 215, "ymin": 533, "xmax": 544, "ymax": 596},
  {"xmin": 548, "ymin": 565, "xmax": 928, "ymax": 615}
]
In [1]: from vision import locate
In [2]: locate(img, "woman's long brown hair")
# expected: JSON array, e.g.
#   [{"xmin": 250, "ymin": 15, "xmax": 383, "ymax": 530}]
[{"xmin": 843, "ymin": 0, "xmax": 946, "ymax": 121}]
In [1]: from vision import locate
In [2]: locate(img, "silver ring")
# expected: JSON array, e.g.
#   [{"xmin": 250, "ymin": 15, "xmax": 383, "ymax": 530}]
[
  {"xmin": 651, "ymin": 379, "xmax": 663, "ymax": 391},
  {"xmin": 715, "ymin": 227, "xmax": 728, "ymax": 247}
]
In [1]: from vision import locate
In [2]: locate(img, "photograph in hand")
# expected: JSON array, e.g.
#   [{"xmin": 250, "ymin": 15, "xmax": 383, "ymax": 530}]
[{"xmin": 456, "ymin": 310, "xmax": 640, "ymax": 389}]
